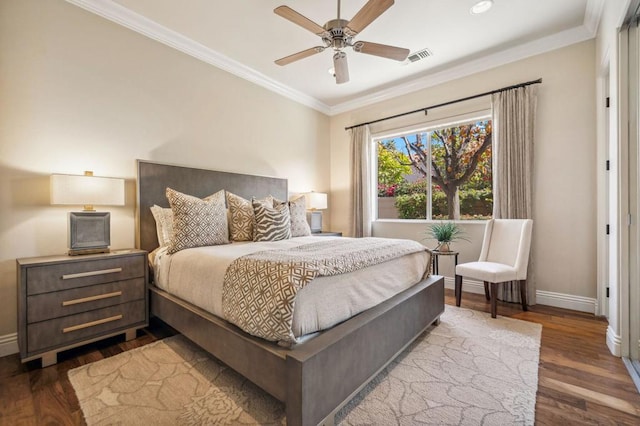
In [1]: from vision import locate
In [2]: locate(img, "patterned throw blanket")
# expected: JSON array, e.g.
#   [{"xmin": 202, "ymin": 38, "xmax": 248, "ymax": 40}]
[{"xmin": 222, "ymin": 238, "xmax": 431, "ymax": 344}]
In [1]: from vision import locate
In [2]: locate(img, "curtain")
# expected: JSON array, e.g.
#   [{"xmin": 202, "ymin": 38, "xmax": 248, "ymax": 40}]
[
  {"xmin": 350, "ymin": 125, "xmax": 372, "ymax": 237},
  {"xmin": 491, "ymin": 85, "xmax": 537, "ymax": 304}
]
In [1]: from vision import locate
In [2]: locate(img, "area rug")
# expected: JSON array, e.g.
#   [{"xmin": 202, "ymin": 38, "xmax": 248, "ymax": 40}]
[{"xmin": 68, "ymin": 306, "xmax": 542, "ymax": 425}]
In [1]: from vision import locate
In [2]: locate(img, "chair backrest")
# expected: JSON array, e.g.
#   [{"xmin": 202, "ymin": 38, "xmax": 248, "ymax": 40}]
[{"xmin": 478, "ymin": 219, "xmax": 533, "ymax": 279}]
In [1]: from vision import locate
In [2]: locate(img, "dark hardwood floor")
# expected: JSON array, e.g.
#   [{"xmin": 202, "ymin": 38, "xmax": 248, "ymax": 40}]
[{"xmin": 1, "ymin": 289, "xmax": 639, "ymax": 425}]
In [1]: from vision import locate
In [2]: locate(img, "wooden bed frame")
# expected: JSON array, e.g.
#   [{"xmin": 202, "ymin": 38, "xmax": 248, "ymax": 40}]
[{"xmin": 136, "ymin": 160, "xmax": 445, "ymax": 426}]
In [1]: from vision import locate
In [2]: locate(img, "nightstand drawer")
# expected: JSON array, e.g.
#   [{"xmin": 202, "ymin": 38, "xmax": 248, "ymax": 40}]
[
  {"xmin": 27, "ymin": 300, "xmax": 146, "ymax": 353},
  {"xmin": 27, "ymin": 255, "xmax": 145, "ymax": 295},
  {"xmin": 27, "ymin": 278, "xmax": 146, "ymax": 323}
]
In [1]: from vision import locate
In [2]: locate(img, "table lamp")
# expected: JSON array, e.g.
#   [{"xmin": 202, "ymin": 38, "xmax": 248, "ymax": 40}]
[
  {"xmin": 305, "ymin": 191, "xmax": 327, "ymax": 233},
  {"xmin": 51, "ymin": 171, "xmax": 125, "ymax": 255}
]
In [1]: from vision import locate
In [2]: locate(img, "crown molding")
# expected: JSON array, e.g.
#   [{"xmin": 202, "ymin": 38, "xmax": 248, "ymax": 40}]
[
  {"xmin": 328, "ymin": 24, "xmax": 595, "ymax": 115},
  {"xmin": 64, "ymin": 0, "xmax": 332, "ymax": 115},
  {"xmin": 66, "ymin": 0, "xmax": 600, "ymax": 117},
  {"xmin": 584, "ymin": 0, "xmax": 606, "ymax": 36}
]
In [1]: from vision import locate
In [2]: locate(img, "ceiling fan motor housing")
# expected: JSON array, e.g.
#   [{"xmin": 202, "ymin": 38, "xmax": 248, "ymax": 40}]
[{"xmin": 323, "ymin": 19, "xmax": 352, "ymax": 50}]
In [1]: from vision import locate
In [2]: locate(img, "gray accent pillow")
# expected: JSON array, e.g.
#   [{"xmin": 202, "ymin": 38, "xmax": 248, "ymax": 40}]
[
  {"xmin": 253, "ymin": 198, "xmax": 291, "ymax": 242},
  {"xmin": 289, "ymin": 195, "xmax": 311, "ymax": 237},
  {"xmin": 166, "ymin": 188, "xmax": 229, "ymax": 254}
]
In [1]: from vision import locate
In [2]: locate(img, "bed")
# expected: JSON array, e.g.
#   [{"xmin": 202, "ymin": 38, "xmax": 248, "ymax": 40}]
[{"xmin": 136, "ymin": 160, "xmax": 445, "ymax": 426}]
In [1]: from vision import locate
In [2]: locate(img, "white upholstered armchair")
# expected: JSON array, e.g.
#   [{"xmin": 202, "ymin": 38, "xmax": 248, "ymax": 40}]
[{"xmin": 455, "ymin": 219, "xmax": 533, "ymax": 318}]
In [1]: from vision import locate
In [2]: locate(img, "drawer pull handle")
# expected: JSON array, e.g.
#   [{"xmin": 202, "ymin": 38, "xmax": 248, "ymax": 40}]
[
  {"xmin": 62, "ymin": 291, "xmax": 123, "ymax": 307},
  {"xmin": 62, "ymin": 268, "xmax": 122, "ymax": 280},
  {"xmin": 62, "ymin": 315, "xmax": 123, "ymax": 333}
]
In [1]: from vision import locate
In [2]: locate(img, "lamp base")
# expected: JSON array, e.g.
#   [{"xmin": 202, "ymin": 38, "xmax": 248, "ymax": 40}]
[
  {"xmin": 68, "ymin": 247, "xmax": 110, "ymax": 256},
  {"xmin": 307, "ymin": 211, "xmax": 323, "ymax": 233}
]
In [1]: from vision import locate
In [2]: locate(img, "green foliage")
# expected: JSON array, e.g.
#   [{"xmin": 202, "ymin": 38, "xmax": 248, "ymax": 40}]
[
  {"xmin": 395, "ymin": 193, "xmax": 426, "ymax": 219},
  {"xmin": 425, "ymin": 222, "xmax": 469, "ymax": 243},
  {"xmin": 394, "ymin": 185, "xmax": 492, "ymax": 220},
  {"xmin": 377, "ymin": 142, "xmax": 411, "ymax": 186}
]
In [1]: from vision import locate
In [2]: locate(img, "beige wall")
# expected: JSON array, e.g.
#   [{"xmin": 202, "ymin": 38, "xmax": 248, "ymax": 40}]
[
  {"xmin": 330, "ymin": 40, "xmax": 597, "ymax": 300},
  {"xmin": 0, "ymin": 0, "xmax": 330, "ymax": 336}
]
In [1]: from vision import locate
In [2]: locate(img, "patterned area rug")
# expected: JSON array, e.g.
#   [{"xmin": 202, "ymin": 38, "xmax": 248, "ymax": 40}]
[{"xmin": 68, "ymin": 306, "xmax": 541, "ymax": 425}]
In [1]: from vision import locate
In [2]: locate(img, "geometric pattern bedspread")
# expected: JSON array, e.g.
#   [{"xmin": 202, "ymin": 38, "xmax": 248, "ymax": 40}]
[{"xmin": 222, "ymin": 237, "xmax": 431, "ymax": 343}]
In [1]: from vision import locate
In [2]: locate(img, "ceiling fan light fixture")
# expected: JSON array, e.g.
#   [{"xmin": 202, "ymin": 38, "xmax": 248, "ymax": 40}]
[
  {"xmin": 333, "ymin": 51, "xmax": 349, "ymax": 84},
  {"xmin": 470, "ymin": 0, "xmax": 493, "ymax": 15}
]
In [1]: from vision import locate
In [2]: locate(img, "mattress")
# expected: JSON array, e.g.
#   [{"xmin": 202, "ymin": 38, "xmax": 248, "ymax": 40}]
[{"xmin": 152, "ymin": 236, "xmax": 430, "ymax": 339}]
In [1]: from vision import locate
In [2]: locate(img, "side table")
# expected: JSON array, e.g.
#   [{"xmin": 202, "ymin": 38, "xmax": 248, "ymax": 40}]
[{"xmin": 431, "ymin": 250, "xmax": 459, "ymax": 275}]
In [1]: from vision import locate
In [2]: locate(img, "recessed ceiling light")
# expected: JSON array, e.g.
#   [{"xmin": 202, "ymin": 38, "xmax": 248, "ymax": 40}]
[{"xmin": 470, "ymin": 0, "xmax": 493, "ymax": 15}]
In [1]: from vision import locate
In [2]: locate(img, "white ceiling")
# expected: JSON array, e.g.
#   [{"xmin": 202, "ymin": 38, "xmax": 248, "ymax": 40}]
[{"xmin": 67, "ymin": 0, "xmax": 604, "ymax": 115}]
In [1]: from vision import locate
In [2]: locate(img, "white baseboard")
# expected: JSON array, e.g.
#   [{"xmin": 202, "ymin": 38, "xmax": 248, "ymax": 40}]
[
  {"xmin": 0, "ymin": 333, "xmax": 18, "ymax": 357},
  {"xmin": 443, "ymin": 277, "xmax": 598, "ymax": 314},
  {"xmin": 607, "ymin": 326, "xmax": 622, "ymax": 356}
]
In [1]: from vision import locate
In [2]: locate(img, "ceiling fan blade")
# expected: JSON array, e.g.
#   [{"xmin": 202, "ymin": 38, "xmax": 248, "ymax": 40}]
[
  {"xmin": 275, "ymin": 46, "xmax": 325, "ymax": 66},
  {"xmin": 345, "ymin": 0, "xmax": 394, "ymax": 36},
  {"xmin": 333, "ymin": 51, "xmax": 349, "ymax": 84},
  {"xmin": 353, "ymin": 41, "xmax": 409, "ymax": 61},
  {"xmin": 274, "ymin": 6, "xmax": 328, "ymax": 36}
]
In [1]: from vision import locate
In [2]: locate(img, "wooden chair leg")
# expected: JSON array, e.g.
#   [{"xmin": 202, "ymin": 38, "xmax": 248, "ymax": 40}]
[
  {"xmin": 483, "ymin": 281, "xmax": 490, "ymax": 301},
  {"xmin": 455, "ymin": 275, "xmax": 462, "ymax": 307},
  {"xmin": 520, "ymin": 279, "xmax": 528, "ymax": 311},
  {"xmin": 490, "ymin": 282, "xmax": 498, "ymax": 318}
]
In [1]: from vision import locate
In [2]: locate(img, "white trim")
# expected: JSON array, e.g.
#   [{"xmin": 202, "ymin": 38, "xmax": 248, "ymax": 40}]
[
  {"xmin": 64, "ymin": 0, "xmax": 332, "ymax": 115},
  {"xmin": 608, "ymin": 325, "xmax": 622, "ymax": 356},
  {"xmin": 66, "ymin": 0, "xmax": 600, "ymax": 117},
  {"xmin": 328, "ymin": 25, "xmax": 595, "ymax": 115},
  {"xmin": 536, "ymin": 290, "xmax": 597, "ymax": 314},
  {"xmin": 0, "ymin": 333, "xmax": 18, "ymax": 357},
  {"xmin": 443, "ymin": 277, "xmax": 597, "ymax": 314},
  {"xmin": 584, "ymin": 0, "xmax": 606, "ymax": 36},
  {"xmin": 443, "ymin": 276, "xmax": 485, "ymax": 295},
  {"xmin": 622, "ymin": 357, "xmax": 640, "ymax": 392}
]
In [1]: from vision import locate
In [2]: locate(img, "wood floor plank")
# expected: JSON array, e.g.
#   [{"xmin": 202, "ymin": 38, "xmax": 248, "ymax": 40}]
[{"xmin": 1, "ymin": 292, "xmax": 639, "ymax": 425}]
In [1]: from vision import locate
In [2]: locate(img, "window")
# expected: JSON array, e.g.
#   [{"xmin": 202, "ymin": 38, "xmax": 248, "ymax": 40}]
[{"xmin": 376, "ymin": 117, "xmax": 492, "ymax": 220}]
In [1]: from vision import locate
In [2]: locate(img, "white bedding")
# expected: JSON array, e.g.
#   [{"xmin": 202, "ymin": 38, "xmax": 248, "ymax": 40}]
[{"xmin": 153, "ymin": 236, "xmax": 430, "ymax": 338}]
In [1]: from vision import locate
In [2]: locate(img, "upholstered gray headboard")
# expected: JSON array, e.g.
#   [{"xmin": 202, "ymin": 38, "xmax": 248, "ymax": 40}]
[{"xmin": 136, "ymin": 160, "xmax": 288, "ymax": 253}]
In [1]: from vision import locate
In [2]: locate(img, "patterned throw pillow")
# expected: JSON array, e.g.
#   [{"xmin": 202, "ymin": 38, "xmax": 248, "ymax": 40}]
[
  {"xmin": 150, "ymin": 205, "xmax": 173, "ymax": 247},
  {"xmin": 253, "ymin": 198, "xmax": 291, "ymax": 242},
  {"xmin": 166, "ymin": 188, "xmax": 229, "ymax": 254},
  {"xmin": 226, "ymin": 193, "xmax": 274, "ymax": 241},
  {"xmin": 226, "ymin": 192, "xmax": 254, "ymax": 241},
  {"xmin": 289, "ymin": 195, "xmax": 311, "ymax": 237}
]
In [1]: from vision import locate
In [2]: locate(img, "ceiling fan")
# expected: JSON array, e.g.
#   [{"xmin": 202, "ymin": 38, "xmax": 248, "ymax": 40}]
[{"xmin": 274, "ymin": 0, "xmax": 410, "ymax": 84}]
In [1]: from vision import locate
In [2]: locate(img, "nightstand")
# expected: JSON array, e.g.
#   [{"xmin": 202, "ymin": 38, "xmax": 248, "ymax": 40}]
[
  {"xmin": 312, "ymin": 232, "xmax": 343, "ymax": 237},
  {"xmin": 17, "ymin": 249, "xmax": 148, "ymax": 367}
]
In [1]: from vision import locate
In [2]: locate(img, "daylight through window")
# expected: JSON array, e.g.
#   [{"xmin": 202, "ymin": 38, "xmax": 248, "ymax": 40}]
[{"xmin": 376, "ymin": 117, "xmax": 493, "ymax": 220}]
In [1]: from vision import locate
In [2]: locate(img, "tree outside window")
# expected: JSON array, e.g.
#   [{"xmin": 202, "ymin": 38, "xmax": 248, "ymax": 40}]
[{"xmin": 376, "ymin": 118, "xmax": 492, "ymax": 220}]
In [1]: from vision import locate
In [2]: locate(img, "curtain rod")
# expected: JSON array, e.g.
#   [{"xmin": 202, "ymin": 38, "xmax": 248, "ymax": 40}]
[{"xmin": 344, "ymin": 78, "xmax": 542, "ymax": 131}]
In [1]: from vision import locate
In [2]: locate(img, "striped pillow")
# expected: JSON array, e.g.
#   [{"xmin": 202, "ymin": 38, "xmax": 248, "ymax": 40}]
[{"xmin": 252, "ymin": 198, "xmax": 291, "ymax": 242}]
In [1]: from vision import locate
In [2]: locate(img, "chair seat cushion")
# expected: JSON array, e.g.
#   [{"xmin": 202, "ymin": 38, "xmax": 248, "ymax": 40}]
[{"xmin": 456, "ymin": 261, "xmax": 518, "ymax": 283}]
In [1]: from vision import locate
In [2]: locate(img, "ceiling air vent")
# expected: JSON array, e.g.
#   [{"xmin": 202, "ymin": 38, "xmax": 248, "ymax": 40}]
[{"xmin": 406, "ymin": 48, "xmax": 433, "ymax": 63}]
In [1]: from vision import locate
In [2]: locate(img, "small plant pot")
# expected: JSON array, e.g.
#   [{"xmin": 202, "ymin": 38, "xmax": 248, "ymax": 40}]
[{"xmin": 436, "ymin": 242, "xmax": 451, "ymax": 252}]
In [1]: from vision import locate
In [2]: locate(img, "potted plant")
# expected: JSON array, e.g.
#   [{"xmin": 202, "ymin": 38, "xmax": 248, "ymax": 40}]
[{"xmin": 426, "ymin": 221, "xmax": 469, "ymax": 252}]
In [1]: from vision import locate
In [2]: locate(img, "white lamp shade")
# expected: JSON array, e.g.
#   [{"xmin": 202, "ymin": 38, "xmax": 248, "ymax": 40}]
[
  {"xmin": 51, "ymin": 174, "xmax": 125, "ymax": 207},
  {"xmin": 305, "ymin": 192, "xmax": 327, "ymax": 210}
]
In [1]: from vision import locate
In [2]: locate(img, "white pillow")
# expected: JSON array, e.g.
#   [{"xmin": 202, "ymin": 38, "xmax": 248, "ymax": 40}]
[{"xmin": 150, "ymin": 205, "xmax": 173, "ymax": 247}]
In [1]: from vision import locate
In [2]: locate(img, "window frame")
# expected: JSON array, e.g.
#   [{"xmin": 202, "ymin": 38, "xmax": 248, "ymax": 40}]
[{"xmin": 372, "ymin": 110, "xmax": 493, "ymax": 223}]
